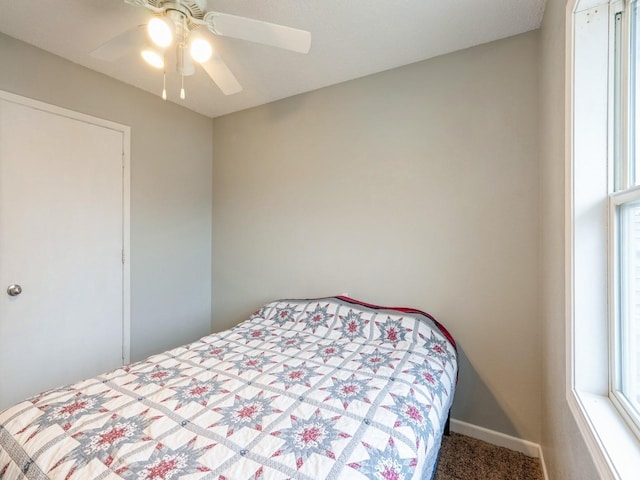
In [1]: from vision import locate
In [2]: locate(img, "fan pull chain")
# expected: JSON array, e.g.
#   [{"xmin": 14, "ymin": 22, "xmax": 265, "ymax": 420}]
[
  {"xmin": 162, "ymin": 69, "xmax": 167, "ymax": 101},
  {"xmin": 178, "ymin": 13, "xmax": 187, "ymax": 100}
]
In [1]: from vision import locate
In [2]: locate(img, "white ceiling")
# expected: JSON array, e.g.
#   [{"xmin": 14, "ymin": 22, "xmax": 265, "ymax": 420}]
[{"xmin": 0, "ymin": 0, "xmax": 546, "ymax": 118}]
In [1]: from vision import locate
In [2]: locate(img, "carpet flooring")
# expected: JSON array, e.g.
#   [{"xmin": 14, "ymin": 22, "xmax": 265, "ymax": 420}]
[{"xmin": 433, "ymin": 433, "xmax": 544, "ymax": 480}]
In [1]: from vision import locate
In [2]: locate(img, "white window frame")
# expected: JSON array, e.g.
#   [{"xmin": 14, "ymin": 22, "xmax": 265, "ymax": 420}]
[
  {"xmin": 609, "ymin": 187, "xmax": 640, "ymax": 441},
  {"xmin": 608, "ymin": 0, "xmax": 640, "ymax": 440},
  {"xmin": 568, "ymin": 1, "xmax": 640, "ymax": 478}
]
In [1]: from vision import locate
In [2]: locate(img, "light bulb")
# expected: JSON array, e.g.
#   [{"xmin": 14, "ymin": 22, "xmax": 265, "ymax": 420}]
[
  {"xmin": 148, "ymin": 17, "xmax": 172, "ymax": 48},
  {"xmin": 190, "ymin": 38, "xmax": 212, "ymax": 63},
  {"xmin": 141, "ymin": 49, "xmax": 164, "ymax": 68}
]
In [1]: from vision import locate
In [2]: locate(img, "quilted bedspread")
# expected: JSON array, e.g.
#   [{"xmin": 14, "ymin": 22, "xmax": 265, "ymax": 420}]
[{"xmin": 0, "ymin": 297, "xmax": 457, "ymax": 480}]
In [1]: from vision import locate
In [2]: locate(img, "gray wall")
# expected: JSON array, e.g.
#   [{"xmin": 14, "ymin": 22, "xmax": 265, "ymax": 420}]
[
  {"xmin": 212, "ymin": 32, "xmax": 541, "ymax": 442},
  {"xmin": 539, "ymin": 0, "xmax": 598, "ymax": 478},
  {"xmin": 0, "ymin": 33, "xmax": 213, "ymax": 361}
]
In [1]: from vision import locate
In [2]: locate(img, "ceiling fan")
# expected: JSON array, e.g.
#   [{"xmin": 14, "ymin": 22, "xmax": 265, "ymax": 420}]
[{"xmin": 91, "ymin": 0, "xmax": 312, "ymax": 99}]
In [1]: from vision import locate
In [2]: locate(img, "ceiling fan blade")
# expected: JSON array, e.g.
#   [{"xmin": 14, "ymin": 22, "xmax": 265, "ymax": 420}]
[
  {"xmin": 90, "ymin": 25, "xmax": 147, "ymax": 61},
  {"xmin": 202, "ymin": 12, "xmax": 311, "ymax": 54},
  {"xmin": 199, "ymin": 52, "xmax": 243, "ymax": 95}
]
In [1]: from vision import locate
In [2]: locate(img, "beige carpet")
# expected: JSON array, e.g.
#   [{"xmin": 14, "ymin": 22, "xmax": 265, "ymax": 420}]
[{"xmin": 434, "ymin": 433, "xmax": 544, "ymax": 480}]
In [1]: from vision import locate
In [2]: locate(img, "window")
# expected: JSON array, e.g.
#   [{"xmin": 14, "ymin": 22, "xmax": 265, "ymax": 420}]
[
  {"xmin": 611, "ymin": 0, "xmax": 640, "ymax": 438},
  {"xmin": 569, "ymin": 0, "xmax": 640, "ymax": 478}
]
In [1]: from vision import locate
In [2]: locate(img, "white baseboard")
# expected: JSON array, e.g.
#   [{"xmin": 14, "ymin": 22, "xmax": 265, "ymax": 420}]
[
  {"xmin": 450, "ymin": 418, "xmax": 549, "ymax": 480},
  {"xmin": 538, "ymin": 444, "xmax": 550, "ymax": 480}
]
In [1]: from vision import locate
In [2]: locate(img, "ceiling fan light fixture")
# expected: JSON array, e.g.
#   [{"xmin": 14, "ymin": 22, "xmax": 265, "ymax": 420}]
[
  {"xmin": 190, "ymin": 37, "xmax": 212, "ymax": 63},
  {"xmin": 114, "ymin": 0, "xmax": 312, "ymax": 100},
  {"xmin": 147, "ymin": 17, "xmax": 173, "ymax": 48},
  {"xmin": 141, "ymin": 48, "xmax": 164, "ymax": 68}
]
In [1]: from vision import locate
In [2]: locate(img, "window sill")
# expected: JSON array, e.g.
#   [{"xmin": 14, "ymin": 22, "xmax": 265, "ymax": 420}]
[{"xmin": 569, "ymin": 390, "xmax": 640, "ymax": 479}]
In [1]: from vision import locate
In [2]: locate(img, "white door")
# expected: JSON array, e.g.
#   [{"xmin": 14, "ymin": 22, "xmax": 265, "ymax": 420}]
[{"xmin": 0, "ymin": 95, "xmax": 129, "ymax": 410}]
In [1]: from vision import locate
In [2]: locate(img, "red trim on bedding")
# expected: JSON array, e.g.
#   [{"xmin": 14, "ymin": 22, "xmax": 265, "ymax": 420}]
[{"xmin": 335, "ymin": 295, "xmax": 456, "ymax": 350}]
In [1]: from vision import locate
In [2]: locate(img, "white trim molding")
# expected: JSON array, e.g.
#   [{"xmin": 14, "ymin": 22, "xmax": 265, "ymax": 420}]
[{"xmin": 568, "ymin": 390, "xmax": 640, "ymax": 479}]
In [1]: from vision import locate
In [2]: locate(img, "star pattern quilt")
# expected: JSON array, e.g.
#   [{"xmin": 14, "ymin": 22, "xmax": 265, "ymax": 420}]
[{"xmin": 0, "ymin": 296, "xmax": 457, "ymax": 480}]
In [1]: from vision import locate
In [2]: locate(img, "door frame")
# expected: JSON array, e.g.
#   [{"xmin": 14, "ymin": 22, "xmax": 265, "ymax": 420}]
[{"xmin": 0, "ymin": 89, "xmax": 131, "ymax": 364}]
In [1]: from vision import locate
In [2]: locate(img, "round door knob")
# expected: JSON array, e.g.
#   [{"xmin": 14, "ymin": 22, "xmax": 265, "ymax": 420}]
[{"xmin": 7, "ymin": 284, "xmax": 22, "ymax": 296}]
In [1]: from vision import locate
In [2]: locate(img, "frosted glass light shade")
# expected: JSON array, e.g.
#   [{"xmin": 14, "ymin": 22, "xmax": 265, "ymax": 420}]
[
  {"xmin": 141, "ymin": 49, "xmax": 164, "ymax": 68},
  {"xmin": 190, "ymin": 38, "xmax": 212, "ymax": 63},
  {"xmin": 148, "ymin": 17, "xmax": 172, "ymax": 48}
]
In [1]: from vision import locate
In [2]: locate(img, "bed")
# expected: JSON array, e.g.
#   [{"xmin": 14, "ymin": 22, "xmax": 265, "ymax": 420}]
[{"xmin": 0, "ymin": 296, "xmax": 457, "ymax": 480}]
